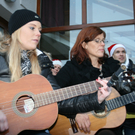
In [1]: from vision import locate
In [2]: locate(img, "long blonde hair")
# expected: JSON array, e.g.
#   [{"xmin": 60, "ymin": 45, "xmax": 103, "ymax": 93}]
[{"xmin": 0, "ymin": 29, "xmax": 41, "ymax": 82}]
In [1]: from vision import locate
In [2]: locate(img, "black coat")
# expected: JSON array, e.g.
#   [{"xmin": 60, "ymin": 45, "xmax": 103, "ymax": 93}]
[
  {"xmin": 56, "ymin": 57, "xmax": 120, "ymax": 117},
  {"xmin": 120, "ymin": 59, "xmax": 135, "ymax": 129},
  {"xmin": 119, "ymin": 59, "xmax": 135, "ymax": 113},
  {"xmin": 0, "ymin": 51, "xmax": 60, "ymax": 90},
  {"xmin": 56, "ymin": 57, "xmax": 120, "ymax": 87}
]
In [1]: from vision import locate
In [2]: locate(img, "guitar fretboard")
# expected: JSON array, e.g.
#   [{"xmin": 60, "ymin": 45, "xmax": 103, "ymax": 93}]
[
  {"xmin": 106, "ymin": 91, "xmax": 135, "ymax": 111},
  {"xmin": 33, "ymin": 77, "xmax": 111, "ymax": 108}
]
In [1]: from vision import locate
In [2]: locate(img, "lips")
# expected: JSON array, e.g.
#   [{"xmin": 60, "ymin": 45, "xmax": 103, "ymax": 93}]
[
  {"xmin": 99, "ymin": 49, "xmax": 104, "ymax": 52},
  {"xmin": 33, "ymin": 39, "xmax": 39, "ymax": 43},
  {"xmin": 119, "ymin": 57, "xmax": 124, "ymax": 60}
]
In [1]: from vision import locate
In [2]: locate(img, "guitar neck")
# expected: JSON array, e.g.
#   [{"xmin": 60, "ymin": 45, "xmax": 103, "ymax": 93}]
[
  {"xmin": 106, "ymin": 91, "xmax": 135, "ymax": 111},
  {"xmin": 33, "ymin": 77, "xmax": 111, "ymax": 108}
]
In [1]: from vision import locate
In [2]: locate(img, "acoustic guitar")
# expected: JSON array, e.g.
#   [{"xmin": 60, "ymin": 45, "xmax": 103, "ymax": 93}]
[
  {"xmin": 49, "ymin": 71, "xmax": 135, "ymax": 135},
  {"xmin": 0, "ymin": 74, "xmax": 111, "ymax": 135},
  {"xmin": 0, "ymin": 70, "xmax": 134, "ymax": 135},
  {"xmin": 50, "ymin": 88, "xmax": 127, "ymax": 135}
]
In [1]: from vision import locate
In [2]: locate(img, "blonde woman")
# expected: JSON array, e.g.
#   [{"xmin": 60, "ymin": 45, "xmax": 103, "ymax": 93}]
[{"xmin": 0, "ymin": 9, "xmax": 59, "ymax": 135}]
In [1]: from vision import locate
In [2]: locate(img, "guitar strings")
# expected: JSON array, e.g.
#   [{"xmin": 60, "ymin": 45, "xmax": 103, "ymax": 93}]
[
  {"xmin": 1, "ymin": 95, "xmax": 63, "ymax": 115},
  {"xmin": 0, "ymin": 81, "xmax": 102, "ymax": 115},
  {"xmin": 2, "ymin": 90, "xmax": 132, "ymax": 116},
  {"xmin": 2, "ymin": 89, "xmax": 134, "ymax": 116},
  {"xmin": 1, "ymin": 97, "xmax": 48, "ymax": 115}
]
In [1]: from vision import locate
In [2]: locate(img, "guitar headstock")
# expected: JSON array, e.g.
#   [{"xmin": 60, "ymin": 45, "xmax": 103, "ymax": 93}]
[
  {"xmin": 117, "ymin": 70, "xmax": 135, "ymax": 93},
  {"xmin": 121, "ymin": 70, "xmax": 135, "ymax": 82}
]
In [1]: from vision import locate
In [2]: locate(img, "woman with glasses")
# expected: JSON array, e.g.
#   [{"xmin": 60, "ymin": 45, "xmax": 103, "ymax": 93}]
[{"xmin": 55, "ymin": 26, "xmax": 122, "ymax": 135}]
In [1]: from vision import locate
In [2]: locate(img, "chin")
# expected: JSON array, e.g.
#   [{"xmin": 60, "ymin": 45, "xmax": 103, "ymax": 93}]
[
  {"xmin": 98, "ymin": 54, "xmax": 104, "ymax": 57},
  {"xmin": 29, "ymin": 47, "xmax": 37, "ymax": 50},
  {"xmin": 121, "ymin": 61, "xmax": 125, "ymax": 64}
]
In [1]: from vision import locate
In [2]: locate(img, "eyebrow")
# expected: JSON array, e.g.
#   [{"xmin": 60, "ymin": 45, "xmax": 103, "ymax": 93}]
[
  {"xmin": 115, "ymin": 50, "xmax": 126, "ymax": 52},
  {"xmin": 95, "ymin": 38, "xmax": 105, "ymax": 40}
]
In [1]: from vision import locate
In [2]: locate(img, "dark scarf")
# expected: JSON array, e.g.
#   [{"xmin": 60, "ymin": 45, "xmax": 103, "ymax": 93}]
[{"xmin": 21, "ymin": 50, "xmax": 31, "ymax": 76}]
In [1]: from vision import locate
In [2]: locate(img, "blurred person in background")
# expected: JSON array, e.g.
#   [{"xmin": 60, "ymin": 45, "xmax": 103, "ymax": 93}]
[
  {"xmin": 51, "ymin": 59, "xmax": 62, "ymax": 76},
  {"xmin": 108, "ymin": 43, "xmax": 135, "ymax": 135}
]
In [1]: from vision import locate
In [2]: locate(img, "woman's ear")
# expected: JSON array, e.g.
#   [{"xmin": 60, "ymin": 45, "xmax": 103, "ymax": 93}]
[{"xmin": 82, "ymin": 42, "xmax": 87, "ymax": 49}]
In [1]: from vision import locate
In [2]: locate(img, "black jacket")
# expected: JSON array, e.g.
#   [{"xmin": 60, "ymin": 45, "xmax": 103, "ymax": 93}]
[
  {"xmin": 0, "ymin": 51, "xmax": 60, "ymax": 90},
  {"xmin": 56, "ymin": 57, "xmax": 120, "ymax": 117},
  {"xmin": 117, "ymin": 59, "xmax": 135, "ymax": 129},
  {"xmin": 117, "ymin": 59, "xmax": 135, "ymax": 113}
]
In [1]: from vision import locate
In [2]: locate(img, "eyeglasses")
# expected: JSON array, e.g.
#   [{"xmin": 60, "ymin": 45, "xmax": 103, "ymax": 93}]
[{"xmin": 93, "ymin": 39, "xmax": 108, "ymax": 44}]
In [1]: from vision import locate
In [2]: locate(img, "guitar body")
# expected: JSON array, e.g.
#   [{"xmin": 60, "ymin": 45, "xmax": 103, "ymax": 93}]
[
  {"xmin": 50, "ymin": 88, "xmax": 126, "ymax": 135},
  {"xmin": 0, "ymin": 74, "xmax": 58, "ymax": 135}
]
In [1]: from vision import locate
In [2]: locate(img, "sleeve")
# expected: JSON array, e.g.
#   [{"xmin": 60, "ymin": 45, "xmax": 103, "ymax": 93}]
[
  {"xmin": 0, "ymin": 55, "xmax": 10, "ymax": 82},
  {"xmin": 38, "ymin": 53, "xmax": 60, "ymax": 90},
  {"xmin": 55, "ymin": 62, "xmax": 105, "ymax": 117},
  {"xmin": 45, "ymin": 69, "xmax": 60, "ymax": 90},
  {"xmin": 58, "ymin": 92, "xmax": 105, "ymax": 116}
]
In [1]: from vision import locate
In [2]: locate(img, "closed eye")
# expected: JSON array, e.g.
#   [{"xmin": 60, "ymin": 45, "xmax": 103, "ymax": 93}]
[{"xmin": 30, "ymin": 27, "xmax": 35, "ymax": 30}]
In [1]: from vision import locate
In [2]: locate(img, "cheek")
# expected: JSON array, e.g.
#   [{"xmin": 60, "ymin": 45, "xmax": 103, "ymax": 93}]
[
  {"xmin": 123, "ymin": 53, "xmax": 126, "ymax": 57},
  {"xmin": 124, "ymin": 55, "xmax": 126, "ymax": 60},
  {"xmin": 20, "ymin": 33, "xmax": 29, "ymax": 45},
  {"xmin": 112, "ymin": 54, "xmax": 117, "ymax": 60},
  {"xmin": 20, "ymin": 29, "xmax": 27, "ymax": 40}
]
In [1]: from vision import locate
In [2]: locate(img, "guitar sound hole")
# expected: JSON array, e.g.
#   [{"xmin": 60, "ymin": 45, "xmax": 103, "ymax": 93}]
[
  {"xmin": 93, "ymin": 106, "xmax": 109, "ymax": 118},
  {"xmin": 16, "ymin": 96, "xmax": 34, "ymax": 114}
]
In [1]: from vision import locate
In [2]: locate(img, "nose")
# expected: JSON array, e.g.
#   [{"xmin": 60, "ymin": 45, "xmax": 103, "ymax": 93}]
[
  {"xmin": 101, "ymin": 41, "xmax": 105, "ymax": 46},
  {"xmin": 55, "ymin": 68, "xmax": 59, "ymax": 71},
  {"xmin": 120, "ymin": 52, "xmax": 124, "ymax": 55},
  {"xmin": 36, "ymin": 29, "xmax": 41, "ymax": 37}
]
